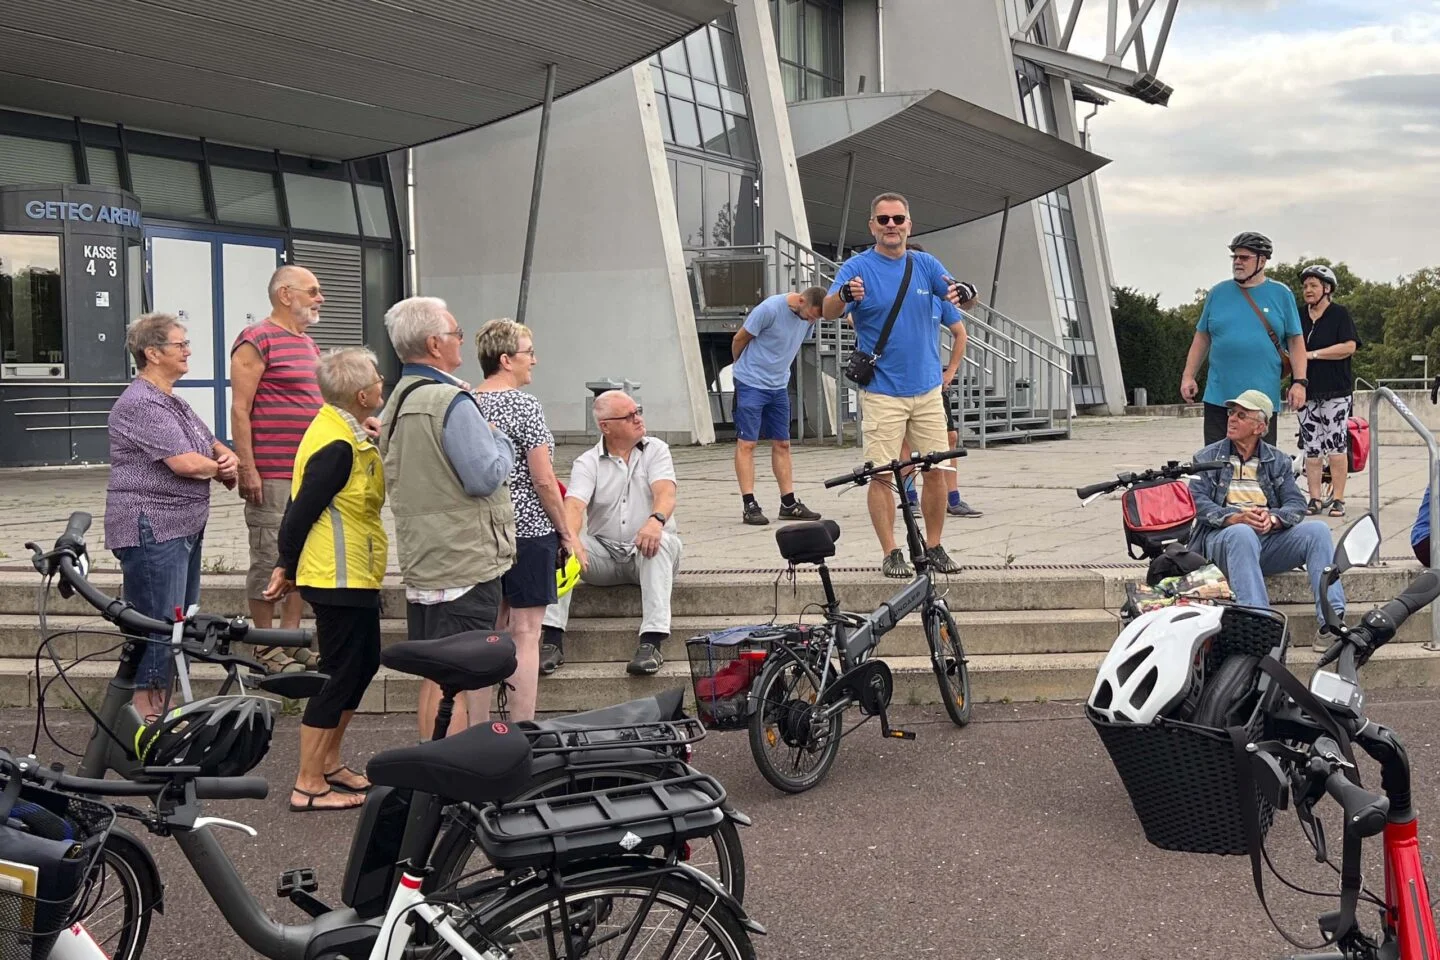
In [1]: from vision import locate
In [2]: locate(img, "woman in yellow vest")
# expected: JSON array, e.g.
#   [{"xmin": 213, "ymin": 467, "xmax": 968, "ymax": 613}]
[{"xmin": 263, "ymin": 347, "xmax": 387, "ymax": 812}]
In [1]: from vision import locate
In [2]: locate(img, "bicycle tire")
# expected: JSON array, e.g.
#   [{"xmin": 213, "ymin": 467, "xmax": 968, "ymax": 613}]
[
  {"xmin": 68, "ymin": 827, "xmax": 160, "ymax": 960},
  {"xmin": 458, "ymin": 866, "xmax": 755, "ymax": 960},
  {"xmin": 925, "ymin": 602, "xmax": 972, "ymax": 727},
  {"xmin": 747, "ymin": 652, "xmax": 841, "ymax": 794},
  {"xmin": 427, "ymin": 767, "xmax": 746, "ymax": 902}
]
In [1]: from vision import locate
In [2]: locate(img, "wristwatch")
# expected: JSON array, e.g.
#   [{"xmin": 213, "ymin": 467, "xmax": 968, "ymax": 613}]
[
  {"xmin": 1292, "ymin": 377, "xmax": 1309, "ymax": 387},
  {"xmin": 650, "ymin": 511, "xmax": 667, "ymax": 524}
]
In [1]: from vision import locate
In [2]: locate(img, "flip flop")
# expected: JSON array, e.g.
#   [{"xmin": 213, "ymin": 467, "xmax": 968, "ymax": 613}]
[
  {"xmin": 324, "ymin": 766, "xmax": 372, "ymax": 794},
  {"xmin": 289, "ymin": 786, "xmax": 363, "ymax": 813}
]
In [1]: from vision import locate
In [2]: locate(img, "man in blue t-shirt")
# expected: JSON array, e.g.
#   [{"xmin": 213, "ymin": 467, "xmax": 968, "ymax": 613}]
[
  {"xmin": 823, "ymin": 192, "xmax": 977, "ymax": 578},
  {"xmin": 1181, "ymin": 231, "xmax": 1308, "ymax": 446},
  {"xmin": 731, "ymin": 286, "xmax": 826, "ymax": 525}
]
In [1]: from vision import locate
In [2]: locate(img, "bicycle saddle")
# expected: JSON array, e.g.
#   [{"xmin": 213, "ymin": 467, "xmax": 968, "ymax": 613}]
[
  {"xmin": 366, "ymin": 719, "xmax": 533, "ymax": 804},
  {"xmin": 776, "ymin": 520, "xmax": 841, "ymax": 565},
  {"xmin": 380, "ymin": 631, "xmax": 517, "ymax": 691}
]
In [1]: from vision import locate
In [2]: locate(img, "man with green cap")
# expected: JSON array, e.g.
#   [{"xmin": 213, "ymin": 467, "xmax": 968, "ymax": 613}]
[{"xmin": 1187, "ymin": 388, "xmax": 1344, "ymax": 647}]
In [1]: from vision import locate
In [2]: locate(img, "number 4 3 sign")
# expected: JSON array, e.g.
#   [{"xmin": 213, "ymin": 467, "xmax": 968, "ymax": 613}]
[{"xmin": 83, "ymin": 243, "xmax": 118, "ymax": 278}]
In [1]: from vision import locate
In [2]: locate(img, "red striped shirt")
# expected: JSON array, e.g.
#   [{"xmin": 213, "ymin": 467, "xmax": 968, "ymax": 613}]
[{"xmin": 232, "ymin": 320, "xmax": 323, "ymax": 480}]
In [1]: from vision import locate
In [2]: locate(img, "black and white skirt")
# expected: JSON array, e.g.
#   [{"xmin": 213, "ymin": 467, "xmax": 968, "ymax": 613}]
[{"xmin": 1296, "ymin": 395, "xmax": 1351, "ymax": 460}]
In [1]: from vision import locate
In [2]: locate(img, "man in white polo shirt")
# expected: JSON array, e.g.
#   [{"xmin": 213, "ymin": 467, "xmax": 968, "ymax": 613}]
[{"xmin": 540, "ymin": 390, "xmax": 681, "ymax": 676}]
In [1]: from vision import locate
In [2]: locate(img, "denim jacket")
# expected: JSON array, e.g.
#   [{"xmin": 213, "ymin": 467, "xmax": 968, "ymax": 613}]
[{"xmin": 1187, "ymin": 438, "xmax": 1307, "ymax": 553}]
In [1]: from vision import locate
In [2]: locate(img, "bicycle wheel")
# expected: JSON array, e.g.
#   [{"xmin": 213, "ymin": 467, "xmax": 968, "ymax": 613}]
[
  {"xmin": 461, "ymin": 866, "xmax": 755, "ymax": 960},
  {"xmin": 427, "ymin": 768, "xmax": 746, "ymax": 902},
  {"xmin": 747, "ymin": 653, "xmax": 841, "ymax": 794},
  {"xmin": 70, "ymin": 827, "xmax": 160, "ymax": 960},
  {"xmin": 925, "ymin": 602, "xmax": 972, "ymax": 727}
]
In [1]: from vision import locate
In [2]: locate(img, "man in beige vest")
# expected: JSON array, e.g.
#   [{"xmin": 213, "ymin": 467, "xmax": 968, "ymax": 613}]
[{"xmin": 378, "ymin": 296, "xmax": 517, "ymax": 738}]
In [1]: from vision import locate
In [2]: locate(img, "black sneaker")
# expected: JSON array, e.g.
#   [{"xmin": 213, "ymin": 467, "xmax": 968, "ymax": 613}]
[
  {"xmin": 947, "ymin": 499, "xmax": 983, "ymax": 518},
  {"xmin": 926, "ymin": 544, "xmax": 963, "ymax": 575},
  {"xmin": 777, "ymin": 499, "xmax": 821, "ymax": 520},
  {"xmin": 627, "ymin": 642, "xmax": 665, "ymax": 676},
  {"xmin": 742, "ymin": 501, "xmax": 770, "ymax": 526},
  {"xmin": 882, "ymin": 549, "xmax": 912, "ymax": 579},
  {"xmin": 539, "ymin": 642, "xmax": 565, "ymax": 675}
]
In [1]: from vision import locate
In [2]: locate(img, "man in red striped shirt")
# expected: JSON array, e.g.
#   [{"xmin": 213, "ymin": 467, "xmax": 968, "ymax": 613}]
[{"xmin": 230, "ymin": 265, "xmax": 325, "ymax": 665}]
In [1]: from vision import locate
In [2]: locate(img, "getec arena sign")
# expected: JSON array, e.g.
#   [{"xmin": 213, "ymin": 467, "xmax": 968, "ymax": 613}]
[{"xmin": 24, "ymin": 200, "xmax": 142, "ymax": 227}]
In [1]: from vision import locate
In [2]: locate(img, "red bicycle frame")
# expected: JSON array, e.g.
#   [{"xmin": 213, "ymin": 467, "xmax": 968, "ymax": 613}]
[{"xmin": 1383, "ymin": 818, "xmax": 1440, "ymax": 958}]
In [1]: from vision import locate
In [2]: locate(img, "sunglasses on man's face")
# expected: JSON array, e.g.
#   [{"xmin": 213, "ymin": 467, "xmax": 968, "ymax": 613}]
[{"xmin": 872, "ymin": 214, "xmax": 908, "ymax": 226}]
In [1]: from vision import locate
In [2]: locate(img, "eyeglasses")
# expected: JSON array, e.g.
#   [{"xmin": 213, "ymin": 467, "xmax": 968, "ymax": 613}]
[
  {"xmin": 1226, "ymin": 407, "xmax": 1260, "ymax": 420},
  {"xmin": 600, "ymin": 406, "xmax": 644, "ymax": 423},
  {"xmin": 435, "ymin": 328, "xmax": 464, "ymax": 341},
  {"xmin": 510, "ymin": 348, "xmax": 536, "ymax": 359},
  {"xmin": 159, "ymin": 339, "xmax": 191, "ymax": 350},
  {"xmin": 872, "ymin": 214, "xmax": 908, "ymax": 226},
  {"xmin": 1231, "ymin": 254, "xmax": 1256, "ymax": 263},
  {"xmin": 285, "ymin": 284, "xmax": 324, "ymax": 297}
]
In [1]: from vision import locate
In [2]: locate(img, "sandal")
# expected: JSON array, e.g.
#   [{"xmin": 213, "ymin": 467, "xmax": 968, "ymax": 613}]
[
  {"xmin": 1305, "ymin": 498, "xmax": 1322, "ymax": 516},
  {"xmin": 324, "ymin": 765, "xmax": 372, "ymax": 795},
  {"xmin": 1328, "ymin": 499, "xmax": 1346, "ymax": 518},
  {"xmin": 255, "ymin": 646, "xmax": 307, "ymax": 675},
  {"xmin": 289, "ymin": 786, "xmax": 364, "ymax": 813}
]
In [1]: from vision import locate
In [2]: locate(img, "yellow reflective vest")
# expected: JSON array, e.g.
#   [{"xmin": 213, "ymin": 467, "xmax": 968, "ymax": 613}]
[{"xmin": 291, "ymin": 404, "xmax": 387, "ymax": 591}]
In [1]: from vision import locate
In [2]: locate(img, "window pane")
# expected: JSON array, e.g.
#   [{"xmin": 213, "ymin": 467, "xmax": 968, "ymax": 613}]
[
  {"xmin": 85, "ymin": 147, "xmax": 122, "ymax": 188},
  {"xmin": 357, "ymin": 183, "xmax": 392, "ymax": 238},
  {"xmin": 705, "ymin": 167, "xmax": 734, "ymax": 247},
  {"xmin": 657, "ymin": 96, "xmax": 675, "ymax": 142},
  {"xmin": 660, "ymin": 40, "xmax": 688, "ymax": 73},
  {"xmin": 128, "ymin": 154, "xmax": 207, "ymax": 219},
  {"xmin": 779, "ymin": 0, "xmax": 801, "ymax": 60},
  {"xmin": 0, "ymin": 234, "xmax": 64, "ymax": 367},
  {"xmin": 665, "ymin": 70, "xmax": 694, "ymax": 102},
  {"xmin": 695, "ymin": 81, "xmax": 721, "ymax": 109},
  {"xmin": 669, "ymin": 100, "xmax": 702, "ymax": 149},
  {"xmin": 781, "ymin": 62, "xmax": 801, "ymax": 102},
  {"xmin": 685, "ymin": 30, "xmax": 717, "ymax": 82},
  {"xmin": 364, "ymin": 247, "xmax": 399, "ymax": 381},
  {"xmin": 805, "ymin": 3, "xmax": 826, "ymax": 68},
  {"xmin": 674, "ymin": 160, "xmax": 704, "ymax": 248},
  {"xmin": 283, "ymin": 173, "xmax": 359, "ymax": 235},
  {"xmin": 713, "ymin": 29, "xmax": 744, "ymax": 92},
  {"xmin": 728, "ymin": 115, "xmax": 757, "ymax": 162},
  {"xmin": 0, "ymin": 135, "xmax": 76, "ymax": 186},
  {"xmin": 734, "ymin": 174, "xmax": 759, "ymax": 245},
  {"xmin": 721, "ymin": 88, "xmax": 747, "ymax": 113},
  {"xmin": 698, "ymin": 106, "xmax": 727, "ymax": 155},
  {"xmin": 211, "ymin": 166, "xmax": 282, "ymax": 226},
  {"xmin": 650, "ymin": 63, "xmax": 666, "ymax": 93},
  {"xmin": 825, "ymin": 75, "xmax": 844, "ymax": 97}
]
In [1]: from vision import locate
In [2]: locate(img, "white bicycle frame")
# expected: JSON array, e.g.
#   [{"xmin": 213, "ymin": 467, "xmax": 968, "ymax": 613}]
[{"xmin": 369, "ymin": 872, "xmax": 500, "ymax": 960}]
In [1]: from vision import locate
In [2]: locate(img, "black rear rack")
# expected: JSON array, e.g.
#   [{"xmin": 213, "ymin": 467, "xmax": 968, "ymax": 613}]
[{"xmin": 521, "ymin": 718, "xmax": 706, "ymax": 756}]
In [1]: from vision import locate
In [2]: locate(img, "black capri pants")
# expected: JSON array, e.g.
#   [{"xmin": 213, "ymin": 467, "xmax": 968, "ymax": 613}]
[{"xmin": 303, "ymin": 599, "xmax": 382, "ymax": 729}]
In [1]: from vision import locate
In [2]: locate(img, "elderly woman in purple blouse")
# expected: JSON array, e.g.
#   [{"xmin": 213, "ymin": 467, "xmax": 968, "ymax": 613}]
[{"xmin": 106, "ymin": 313, "xmax": 239, "ymax": 719}]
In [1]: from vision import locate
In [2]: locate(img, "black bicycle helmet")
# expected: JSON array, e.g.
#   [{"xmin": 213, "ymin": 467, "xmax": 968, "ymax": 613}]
[
  {"xmin": 1228, "ymin": 231, "xmax": 1273, "ymax": 259},
  {"xmin": 136, "ymin": 695, "xmax": 277, "ymax": 777},
  {"xmin": 1300, "ymin": 263, "xmax": 1338, "ymax": 293}
]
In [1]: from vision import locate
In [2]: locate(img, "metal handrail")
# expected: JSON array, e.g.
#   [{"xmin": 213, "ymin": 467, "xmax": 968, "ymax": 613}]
[{"xmin": 1366, "ymin": 386, "xmax": 1440, "ymax": 650}]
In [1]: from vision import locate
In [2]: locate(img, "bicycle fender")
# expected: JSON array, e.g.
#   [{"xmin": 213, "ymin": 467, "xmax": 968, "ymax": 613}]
[
  {"xmin": 106, "ymin": 825, "xmax": 166, "ymax": 914},
  {"xmin": 672, "ymin": 861, "xmax": 766, "ymax": 936}
]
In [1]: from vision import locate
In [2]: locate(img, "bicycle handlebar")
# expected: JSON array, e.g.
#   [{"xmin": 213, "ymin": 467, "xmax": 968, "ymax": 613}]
[
  {"xmin": 1318, "ymin": 571, "xmax": 1440, "ymax": 672},
  {"xmin": 1075, "ymin": 459, "xmax": 1228, "ymax": 501},
  {"xmin": 824, "ymin": 448, "xmax": 967, "ymax": 489},
  {"xmin": 1323, "ymin": 766, "xmax": 1389, "ymax": 838}
]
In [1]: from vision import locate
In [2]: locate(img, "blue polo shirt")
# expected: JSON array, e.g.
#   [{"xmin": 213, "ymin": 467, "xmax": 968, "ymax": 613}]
[
  {"xmin": 733, "ymin": 294, "xmax": 813, "ymax": 391},
  {"xmin": 1198, "ymin": 278, "xmax": 1303, "ymax": 411},
  {"xmin": 829, "ymin": 249, "xmax": 957, "ymax": 397}
]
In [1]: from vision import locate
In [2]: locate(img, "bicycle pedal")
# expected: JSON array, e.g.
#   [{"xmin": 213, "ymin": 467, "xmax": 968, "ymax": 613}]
[
  {"xmin": 277, "ymin": 867, "xmax": 318, "ymax": 896},
  {"xmin": 885, "ymin": 728, "xmax": 916, "ymax": 740}
]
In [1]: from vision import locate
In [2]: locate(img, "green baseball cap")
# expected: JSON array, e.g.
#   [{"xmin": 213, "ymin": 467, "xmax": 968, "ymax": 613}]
[{"xmin": 1226, "ymin": 389, "xmax": 1274, "ymax": 419}]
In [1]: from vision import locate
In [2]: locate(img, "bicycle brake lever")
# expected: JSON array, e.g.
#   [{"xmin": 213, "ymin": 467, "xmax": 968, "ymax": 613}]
[{"xmin": 193, "ymin": 817, "xmax": 257, "ymax": 837}]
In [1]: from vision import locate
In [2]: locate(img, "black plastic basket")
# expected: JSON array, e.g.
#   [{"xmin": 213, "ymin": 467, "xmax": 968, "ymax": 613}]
[
  {"xmin": 0, "ymin": 778, "xmax": 115, "ymax": 960},
  {"xmin": 685, "ymin": 626, "xmax": 772, "ymax": 730},
  {"xmin": 1089, "ymin": 605, "xmax": 1288, "ymax": 855}
]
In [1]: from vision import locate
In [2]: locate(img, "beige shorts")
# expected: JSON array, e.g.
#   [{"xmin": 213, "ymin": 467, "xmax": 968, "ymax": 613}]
[
  {"xmin": 244, "ymin": 477, "xmax": 292, "ymax": 600},
  {"xmin": 860, "ymin": 386, "xmax": 949, "ymax": 465}
]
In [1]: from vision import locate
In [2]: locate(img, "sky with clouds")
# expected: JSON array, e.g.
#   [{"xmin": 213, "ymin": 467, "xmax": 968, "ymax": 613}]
[{"xmin": 1079, "ymin": 0, "xmax": 1440, "ymax": 305}]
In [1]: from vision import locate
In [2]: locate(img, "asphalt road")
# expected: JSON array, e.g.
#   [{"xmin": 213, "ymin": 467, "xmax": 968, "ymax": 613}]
[{"xmin": 8, "ymin": 691, "xmax": 1440, "ymax": 960}]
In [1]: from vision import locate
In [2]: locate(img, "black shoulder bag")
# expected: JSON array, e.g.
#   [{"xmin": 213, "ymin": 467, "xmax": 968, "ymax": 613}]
[{"xmin": 844, "ymin": 254, "xmax": 913, "ymax": 387}]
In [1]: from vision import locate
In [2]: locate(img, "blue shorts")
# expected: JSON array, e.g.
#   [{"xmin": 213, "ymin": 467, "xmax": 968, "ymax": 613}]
[{"xmin": 733, "ymin": 379, "xmax": 790, "ymax": 441}]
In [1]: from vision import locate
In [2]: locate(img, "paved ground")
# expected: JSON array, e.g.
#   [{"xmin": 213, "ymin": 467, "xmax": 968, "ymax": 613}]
[
  {"xmin": 6, "ymin": 688, "xmax": 1440, "ymax": 959},
  {"xmin": 0, "ymin": 415, "xmax": 1432, "ymax": 573}
]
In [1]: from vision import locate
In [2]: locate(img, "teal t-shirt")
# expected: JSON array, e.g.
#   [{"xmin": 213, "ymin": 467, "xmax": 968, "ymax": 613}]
[{"xmin": 1197, "ymin": 278, "xmax": 1303, "ymax": 411}]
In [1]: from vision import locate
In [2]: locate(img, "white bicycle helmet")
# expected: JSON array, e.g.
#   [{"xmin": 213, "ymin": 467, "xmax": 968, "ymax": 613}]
[{"xmin": 1088, "ymin": 605, "xmax": 1224, "ymax": 724}]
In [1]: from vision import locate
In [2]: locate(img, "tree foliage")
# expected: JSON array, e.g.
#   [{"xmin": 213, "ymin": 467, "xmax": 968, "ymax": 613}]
[{"xmin": 1114, "ymin": 260, "xmax": 1439, "ymax": 403}]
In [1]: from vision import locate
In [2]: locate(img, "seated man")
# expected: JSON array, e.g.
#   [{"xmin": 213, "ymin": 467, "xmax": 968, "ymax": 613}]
[
  {"xmin": 1188, "ymin": 389, "xmax": 1344, "ymax": 648},
  {"xmin": 540, "ymin": 390, "xmax": 681, "ymax": 676}
]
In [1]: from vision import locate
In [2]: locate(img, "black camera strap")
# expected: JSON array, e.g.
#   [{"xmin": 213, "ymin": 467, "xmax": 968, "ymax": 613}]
[{"xmin": 868, "ymin": 253, "xmax": 913, "ymax": 362}]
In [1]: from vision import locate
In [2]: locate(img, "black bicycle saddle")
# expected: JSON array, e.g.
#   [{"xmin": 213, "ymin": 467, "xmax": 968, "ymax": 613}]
[{"xmin": 776, "ymin": 520, "xmax": 841, "ymax": 564}]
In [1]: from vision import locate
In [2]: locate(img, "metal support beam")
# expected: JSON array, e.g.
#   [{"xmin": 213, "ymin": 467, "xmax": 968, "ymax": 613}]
[
  {"xmin": 990, "ymin": 198, "xmax": 1010, "ymax": 311},
  {"xmin": 1059, "ymin": 0, "xmax": 1085, "ymax": 50},
  {"xmin": 1111, "ymin": 0, "xmax": 1161, "ymax": 64},
  {"xmin": 1105, "ymin": 0, "xmax": 1118, "ymax": 59},
  {"xmin": 1126, "ymin": 0, "xmax": 1149, "ymax": 73},
  {"xmin": 836, "ymin": 151, "xmax": 858, "ymax": 256},
  {"xmin": 1148, "ymin": 0, "xmax": 1180, "ymax": 75},
  {"xmin": 1017, "ymin": 0, "xmax": 1058, "ymax": 39},
  {"xmin": 1011, "ymin": 38, "xmax": 1172, "ymax": 105},
  {"xmin": 516, "ymin": 63, "xmax": 557, "ymax": 327}
]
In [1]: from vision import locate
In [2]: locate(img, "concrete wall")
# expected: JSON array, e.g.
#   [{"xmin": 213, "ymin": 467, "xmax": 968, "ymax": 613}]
[
  {"xmin": 413, "ymin": 68, "xmax": 713, "ymax": 444},
  {"xmin": 734, "ymin": 0, "xmax": 811, "ymax": 246}
]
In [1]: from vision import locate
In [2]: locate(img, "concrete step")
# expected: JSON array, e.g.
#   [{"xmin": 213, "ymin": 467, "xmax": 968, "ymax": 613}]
[
  {"xmin": 2, "ymin": 567, "xmax": 1430, "ymax": 619},
  {"xmin": 8, "ymin": 640, "xmax": 1440, "ymax": 715}
]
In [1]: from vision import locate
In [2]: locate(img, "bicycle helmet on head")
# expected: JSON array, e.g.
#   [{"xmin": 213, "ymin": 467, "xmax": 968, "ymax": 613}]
[
  {"xmin": 1228, "ymin": 232, "xmax": 1273, "ymax": 259},
  {"xmin": 136, "ymin": 695, "xmax": 277, "ymax": 777},
  {"xmin": 1300, "ymin": 263, "xmax": 1338, "ymax": 293},
  {"xmin": 1088, "ymin": 605, "xmax": 1224, "ymax": 724}
]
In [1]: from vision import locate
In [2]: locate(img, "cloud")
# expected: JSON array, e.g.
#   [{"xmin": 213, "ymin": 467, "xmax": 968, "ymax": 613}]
[{"xmin": 1078, "ymin": 3, "xmax": 1440, "ymax": 303}]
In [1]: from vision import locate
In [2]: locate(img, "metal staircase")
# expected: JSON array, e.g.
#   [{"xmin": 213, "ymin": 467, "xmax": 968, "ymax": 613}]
[{"xmin": 774, "ymin": 232, "xmax": 1072, "ymax": 448}]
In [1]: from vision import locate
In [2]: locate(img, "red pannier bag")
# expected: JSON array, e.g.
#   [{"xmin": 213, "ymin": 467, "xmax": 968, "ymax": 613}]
[
  {"xmin": 1347, "ymin": 417, "xmax": 1370, "ymax": 473},
  {"xmin": 1121, "ymin": 479, "xmax": 1197, "ymax": 560}
]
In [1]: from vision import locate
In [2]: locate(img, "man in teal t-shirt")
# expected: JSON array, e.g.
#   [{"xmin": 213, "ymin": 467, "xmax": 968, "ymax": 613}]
[{"xmin": 1181, "ymin": 231, "xmax": 1308, "ymax": 445}]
